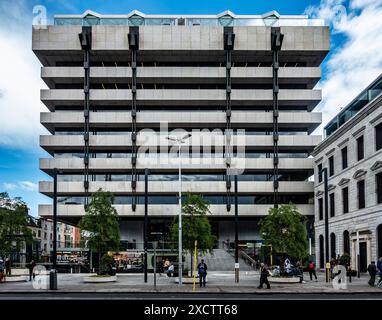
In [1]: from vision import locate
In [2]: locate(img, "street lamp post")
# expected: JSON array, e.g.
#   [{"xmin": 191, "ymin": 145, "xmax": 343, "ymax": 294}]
[
  {"xmin": 234, "ymin": 175, "xmax": 239, "ymax": 283},
  {"xmin": 166, "ymin": 133, "xmax": 192, "ymax": 286},
  {"xmin": 144, "ymin": 168, "xmax": 149, "ymax": 283},
  {"xmin": 53, "ymin": 168, "xmax": 58, "ymax": 271},
  {"xmin": 319, "ymin": 167, "xmax": 330, "ymax": 283},
  {"xmin": 50, "ymin": 168, "xmax": 59, "ymax": 290}
]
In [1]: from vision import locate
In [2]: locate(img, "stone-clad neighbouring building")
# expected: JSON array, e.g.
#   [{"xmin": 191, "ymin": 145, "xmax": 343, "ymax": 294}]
[
  {"xmin": 33, "ymin": 10, "xmax": 329, "ymax": 248},
  {"xmin": 312, "ymin": 74, "xmax": 382, "ymax": 271}
]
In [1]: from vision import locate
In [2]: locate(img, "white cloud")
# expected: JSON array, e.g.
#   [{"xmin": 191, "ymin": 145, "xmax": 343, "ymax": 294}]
[
  {"xmin": 19, "ymin": 180, "xmax": 38, "ymax": 191},
  {"xmin": 2, "ymin": 180, "xmax": 38, "ymax": 192},
  {"xmin": 3, "ymin": 183, "xmax": 17, "ymax": 191},
  {"xmin": 305, "ymin": 0, "xmax": 382, "ymax": 135},
  {"xmin": 0, "ymin": 1, "xmax": 48, "ymax": 150}
]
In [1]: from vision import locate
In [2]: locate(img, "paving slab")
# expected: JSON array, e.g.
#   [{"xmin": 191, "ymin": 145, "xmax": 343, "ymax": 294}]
[{"xmin": 0, "ymin": 271, "xmax": 380, "ymax": 294}]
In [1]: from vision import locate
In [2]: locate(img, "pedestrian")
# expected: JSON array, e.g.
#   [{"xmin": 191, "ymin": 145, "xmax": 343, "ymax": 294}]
[
  {"xmin": 158, "ymin": 258, "xmax": 164, "ymax": 276},
  {"xmin": 163, "ymin": 258, "xmax": 170, "ymax": 273},
  {"xmin": 5, "ymin": 258, "xmax": 11, "ymax": 277},
  {"xmin": 257, "ymin": 263, "xmax": 271, "ymax": 289},
  {"xmin": 367, "ymin": 261, "xmax": 377, "ymax": 286},
  {"xmin": 308, "ymin": 260, "xmax": 318, "ymax": 281},
  {"xmin": 29, "ymin": 260, "xmax": 36, "ymax": 281},
  {"xmin": 377, "ymin": 257, "xmax": 382, "ymax": 287},
  {"xmin": 0, "ymin": 259, "xmax": 5, "ymax": 283},
  {"xmin": 166, "ymin": 263, "xmax": 174, "ymax": 277},
  {"xmin": 330, "ymin": 258, "xmax": 336, "ymax": 279},
  {"xmin": 197, "ymin": 259, "xmax": 208, "ymax": 287},
  {"xmin": 296, "ymin": 261, "xmax": 304, "ymax": 283}
]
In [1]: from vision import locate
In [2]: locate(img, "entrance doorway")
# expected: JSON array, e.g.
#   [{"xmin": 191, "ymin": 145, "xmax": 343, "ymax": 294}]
[
  {"xmin": 378, "ymin": 224, "xmax": 382, "ymax": 258},
  {"xmin": 319, "ymin": 235, "xmax": 324, "ymax": 268},
  {"xmin": 343, "ymin": 230, "xmax": 350, "ymax": 254},
  {"xmin": 330, "ymin": 233, "xmax": 336, "ymax": 259},
  {"xmin": 359, "ymin": 242, "xmax": 367, "ymax": 272}
]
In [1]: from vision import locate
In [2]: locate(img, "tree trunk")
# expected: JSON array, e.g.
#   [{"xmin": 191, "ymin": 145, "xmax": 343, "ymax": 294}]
[
  {"xmin": 98, "ymin": 252, "xmax": 101, "ymax": 275},
  {"xmin": 9, "ymin": 257, "xmax": 12, "ymax": 276}
]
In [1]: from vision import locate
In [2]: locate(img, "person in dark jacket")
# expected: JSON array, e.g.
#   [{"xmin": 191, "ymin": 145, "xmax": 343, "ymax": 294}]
[
  {"xmin": 257, "ymin": 263, "xmax": 271, "ymax": 289},
  {"xmin": 29, "ymin": 260, "xmax": 36, "ymax": 281},
  {"xmin": 367, "ymin": 261, "xmax": 377, "ymax": 286},
  {"xmin": 197, "ymin": 259, "xmax": 208, "ymax": 287},
  {"xmin": 5, "ymin": 258, "xmax": 11, "ymax": 277},
  {"xmin": 377, "ymin": 257, "xmax": 382, "ymax": 286}
]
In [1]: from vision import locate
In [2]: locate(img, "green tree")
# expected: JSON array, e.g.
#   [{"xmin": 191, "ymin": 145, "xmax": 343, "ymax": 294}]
[
  {"xmin": 0, "ymin": 192, "xmax": 33, "ymax": 274},
  {"xmin": 170, "ymin": 193, "xmax": 217, "ymax": 274},
  {"xmin": 79, "ymin": 189, "xmax": 120, "ymax": 274},
  {"xmin": 258, "ymin": 204, "xmax": 308, "ymax": 262},
  {"xmin": 339, "ymin": 253, "xmax": 351, "ymax": 266}
]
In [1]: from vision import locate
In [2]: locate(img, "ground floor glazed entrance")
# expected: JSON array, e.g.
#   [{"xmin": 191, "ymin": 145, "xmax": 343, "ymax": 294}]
[{"xmin": 118, "ymin": 218, "xmax": 265, "ymax": 250}]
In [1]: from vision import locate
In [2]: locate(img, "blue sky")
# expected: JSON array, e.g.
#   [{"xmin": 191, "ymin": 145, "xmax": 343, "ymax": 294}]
[{"xmin": 0, "ymin": 0, "xmax": 382, "ymax": 217}]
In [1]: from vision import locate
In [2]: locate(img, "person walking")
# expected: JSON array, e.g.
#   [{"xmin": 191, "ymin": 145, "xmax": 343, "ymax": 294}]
[
  {"xmin": 308, "ymin": 260, "xmax": 318, "ymax": 281},
  {"xmin": 257, "ymin": 263, "xmax": 271, "ymax": 289},
  {"xmin": 367, "ymin": 261, "xmax": 377, "ymax": 287},
  {"xmin": 377, "ymin": 257, "xmax": 382, "ymax": 287},
  {"xmin": 5, "ymin": 258, "xmax": 11, "ymax": 277},
  {"xmin": 0, "ymin": 259, "xmax": 5, "ymax": 283},
  {"xmin": 29, "ymin": 260, "xmax": 36, "ymax": 281},
  {"xmin": 197, "ymin": 259, "xmax": 208, "ymax": 287}
]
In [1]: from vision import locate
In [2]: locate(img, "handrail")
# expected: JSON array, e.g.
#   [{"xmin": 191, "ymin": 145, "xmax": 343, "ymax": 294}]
[
  {"xmin": 238, "ymin": 249, "xmax": 257, "ymax": 268},
  {"xmin": 221, "ymin": 241, "xmax": 258, "ymax": 270}
]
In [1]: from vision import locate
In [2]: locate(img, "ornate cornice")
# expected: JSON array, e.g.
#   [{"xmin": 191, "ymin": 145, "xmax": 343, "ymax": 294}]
[
  {"xmin": 353, "ymin": 169, "xmax": 367, "ymax": 179},
  {"xmin": 338, "ymin": 178, "xmax": 350, "ymax": 186}
]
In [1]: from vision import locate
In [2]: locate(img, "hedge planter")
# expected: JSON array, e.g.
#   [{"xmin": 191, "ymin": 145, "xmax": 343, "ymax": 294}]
[
  {"xmin": 83, "ymin": 275, "xmax": 117, "ymax": 283},
  {"xmin": 269, "ymin": 277, "xmax": 300, "ymax": 284},
  {"xmin": 174, "ymin": 277, "xmax": 208, "ymax": 284},
  {"xmin": 4, "ymin": 275, "xmax": 28, "ymax": 283}
]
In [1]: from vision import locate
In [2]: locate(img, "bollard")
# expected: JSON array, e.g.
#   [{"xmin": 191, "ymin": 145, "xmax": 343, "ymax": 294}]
[{"xmin": 49, "ymin": 269, "xmax": 57, "ymax": 290}]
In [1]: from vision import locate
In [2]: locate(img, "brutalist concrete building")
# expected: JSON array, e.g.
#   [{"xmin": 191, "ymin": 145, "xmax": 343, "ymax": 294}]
[
  {"xmin": 34, "ymin": 10, "xmax": 329, "ymax": 249},
  {"xmin": 312, "ymin": 74, "xmax": 382, "ymax": 271}
]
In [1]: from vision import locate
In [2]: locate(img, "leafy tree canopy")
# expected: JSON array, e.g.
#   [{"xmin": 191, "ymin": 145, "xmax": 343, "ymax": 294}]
[
  {"xmin": 170, "ymin": 193, "xmax": 217, "ymax": 255},
  {"xmin": 79, "ymin": 189, "xmax": 120, "ymax": 255},
  {"xmin": 258, "ymin": 204, "xmax": 308, "ymax": 260},
  {"xmin": 0, "ymin": 192, "xmax": 32, "ymax": 258}
]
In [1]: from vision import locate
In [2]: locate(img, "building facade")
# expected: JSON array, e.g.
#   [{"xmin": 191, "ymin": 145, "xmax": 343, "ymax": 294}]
[
  {"xmin": 312, "ymin": 75, "xmax": 382, "ymax": 271},
  {"xmin": 34, "ymin": 10, "xmax": 329, "ymax": 248},
  {"xmin": 39, "ymin": 219, "xmax": 79, "ymax": 256}
]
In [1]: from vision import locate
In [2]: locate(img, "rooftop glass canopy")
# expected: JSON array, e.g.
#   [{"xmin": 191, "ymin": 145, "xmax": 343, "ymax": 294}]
[
  {"xmin": 54, "ymin": 10, "xmax": 325, "ymax": 27},
  {"xmin": 325, "ymin": 74, "xmax": 382, "ymax": 137}
]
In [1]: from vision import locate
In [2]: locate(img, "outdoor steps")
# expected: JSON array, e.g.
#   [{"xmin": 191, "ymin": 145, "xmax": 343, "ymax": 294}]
[{"xmin": 185, "ymin": 249, "xmax": 253, "ymax": 271}]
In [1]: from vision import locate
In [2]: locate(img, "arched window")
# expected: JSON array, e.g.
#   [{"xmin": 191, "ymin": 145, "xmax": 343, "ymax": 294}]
[
  {"xmin": 319, "ymin": 235, "xmax": 324, "ymax": 268},
  {"xmin": 343, "ymin": 230, "xmax": 350, "ymax": 254},
  {"xmin": 330, "ymin": 233, "xmax": 336, "ymax": 259},
  {"xmin": 378, "ymin": 224, "xmax": 382, "ymax": 258}
]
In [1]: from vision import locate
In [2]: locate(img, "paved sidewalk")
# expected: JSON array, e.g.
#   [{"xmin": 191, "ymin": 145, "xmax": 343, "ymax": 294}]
[{"xmin": 0, "ymin": 271, "xmax": 380, "ymax": 294}]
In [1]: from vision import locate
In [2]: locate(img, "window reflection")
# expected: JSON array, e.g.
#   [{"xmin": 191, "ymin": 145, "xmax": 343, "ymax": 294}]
[
  {"xmin": 57, "ymin": 172, "xmax": 309, "ymax": 182},
  {"xmin": 57, "ymin": 194, "xmax": 311, "ymax": 205}
]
